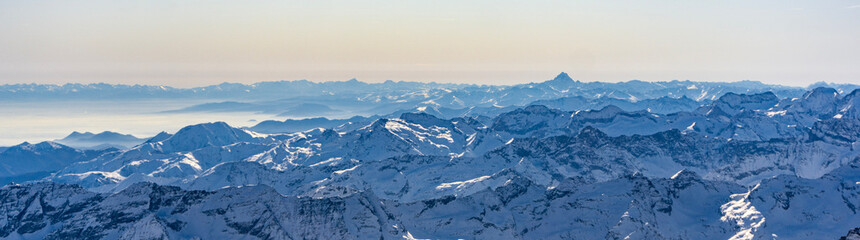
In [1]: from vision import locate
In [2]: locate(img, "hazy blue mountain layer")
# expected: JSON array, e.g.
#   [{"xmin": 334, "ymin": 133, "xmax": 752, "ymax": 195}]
[{"xmin": 1, "ymin": 80, "xmax": 858, "ymax": 239}]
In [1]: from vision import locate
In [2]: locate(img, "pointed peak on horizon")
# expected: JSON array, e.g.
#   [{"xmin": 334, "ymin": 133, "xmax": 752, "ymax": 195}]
[{"xmin": 553, "ymin": 72, "xmax": 573, "ymax": 82}]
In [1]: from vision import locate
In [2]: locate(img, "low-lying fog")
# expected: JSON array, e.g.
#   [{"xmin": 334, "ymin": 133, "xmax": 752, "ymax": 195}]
[{"xmin": 0, "ymin": 100, "xmax": 283, "ymax": 146}]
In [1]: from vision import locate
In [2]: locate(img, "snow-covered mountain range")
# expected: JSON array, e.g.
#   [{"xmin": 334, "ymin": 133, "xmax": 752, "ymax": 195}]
[
  {"xmin": 2, "ymin": 163, "xmax": 858, "ymax": 239},
  {"xmin": 0, "ymin": 78, "xmax": 858, "ymax": 239}
]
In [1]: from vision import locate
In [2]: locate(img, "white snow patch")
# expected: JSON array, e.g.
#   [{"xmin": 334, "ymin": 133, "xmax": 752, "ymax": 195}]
[
  {"xmin": 685, "ymin": 122, "xmax": 696, "ymax": 132},
  {"xmin": 333, "ymin": 165, "xmax": 359, "ymax": 175},
  {"xmin": 435, "ymin": 175, "xmax": 491, "ymax": 190},
  {"xmin": 765, "ymin": 110, "xmax": 787, "ymax": 117},
  {"xmin": 670, "ymin": 169, "xmax": 687, "ymax": 179},
  {"xmin": 721, "ymin": 184, "xmax": 765, "ymax": 240}
]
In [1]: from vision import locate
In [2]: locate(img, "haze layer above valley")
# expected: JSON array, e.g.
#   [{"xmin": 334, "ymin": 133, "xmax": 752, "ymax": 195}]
[
  {"xmin": 1, "ymin": 73, "xmax": 855, "ymax": 146},
  {"xmin": 0, "ymin": 73, "xmax": 859, "ymax": 240}
]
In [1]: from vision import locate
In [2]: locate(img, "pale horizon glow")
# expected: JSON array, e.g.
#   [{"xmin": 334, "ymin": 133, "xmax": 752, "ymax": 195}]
[{"xmin": 1, "ymin": 1, "xmax": 858, "ymax": 87}]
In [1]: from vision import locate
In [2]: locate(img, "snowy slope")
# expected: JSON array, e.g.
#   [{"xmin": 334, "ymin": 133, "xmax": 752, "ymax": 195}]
[
  {"xmin": 0, "ymin": 142, "xmax": 110, "ymax": 183},
  {"xmin": 0, "ymin": 87, "xmax": 857, "ymax": 239},
  {"xmin": 38, "ymin": 88, "xmax": 860, "ymax": 198},
  {"xmin": 4, "ymin": 164, "xmax": 859, "ymax": 239},
  {"xmin": 0, "ymin": 182, "xmax": 409, "ymax": 239}
]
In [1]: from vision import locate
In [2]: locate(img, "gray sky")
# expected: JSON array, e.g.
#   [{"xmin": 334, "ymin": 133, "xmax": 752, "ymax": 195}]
[{"xmin": 1, "ymin": 0, "xmax": 858, "ymax": 87}]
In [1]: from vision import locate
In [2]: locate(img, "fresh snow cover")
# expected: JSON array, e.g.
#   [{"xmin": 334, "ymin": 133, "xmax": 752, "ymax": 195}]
[
  {"xmin": 0, "ymin": 79, "xmax": 858, "ymax": 239},
  {"xmin": 721, "ymin": 184, "xmax": 765, "ymax": 240},
  {"xmin": 3, "ymin": 163, "xmax": 858, "ymax": 239}
]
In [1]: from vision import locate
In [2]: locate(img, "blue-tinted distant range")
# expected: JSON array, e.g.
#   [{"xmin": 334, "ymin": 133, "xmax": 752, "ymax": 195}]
[
  {"xmin": 1, "ymin": 72, "xmax": 856, "ymax": 146},
  {"xmin": 0, "ymin": 73, "xmax": 859, "ymax": 239},
  {"xmin": 1, "ymin": 0, "xmax": 860, "ymax": 239}
]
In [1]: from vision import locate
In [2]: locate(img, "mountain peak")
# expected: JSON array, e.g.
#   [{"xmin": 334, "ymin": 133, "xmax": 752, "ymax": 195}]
[
  {"xmin": 67, "ymin": 131, "xmax": 91, "ymax": 138},
  {"xmin": 145, "ymin": 131, "xmax": 173, "ymax": 143},
  {"xmin": 34, "ymin": 141, "xmax": 64, "ymax": 149},
  {"xmin": 712, "ymin": 92, "xmax": 779, "ymax": 113},
  {"xmin": 576, "ymin": 126, "xmax": 609, "ymax": 142},
  {"xmin": 598, "ymin": 105, "xmax": 624, "ymax": 114},
  {"xmin": 8, "ymin": 141, "xmax": 70, "ymax": 152},
  {"xmin": 805, "ymin": 87, "xmax": 838, "ymax": 100},
  {"xmin": 59, "ymin": 131, "xmax": 142, "ymax": 143},
  {"xmin": 161, "ymin": 122, "xmax": 257, "ymax": 151},
  {"xmin": 364, "ymin": 118, "xmax": 394, "ymax": 133},
  {"xmin": 553, "ymin": 72, "xmax": 573, "ymax": 82},
  {"xmin": 792, "ymin": 87, "xmax": 840, "ymax": 115},
  {"xmin": 543, "ymin": 72, "xmax": 576, "ymax": 89},
  {"xmin": 846, "ymin": 88, "xmax": 860, "ymax": 98}
]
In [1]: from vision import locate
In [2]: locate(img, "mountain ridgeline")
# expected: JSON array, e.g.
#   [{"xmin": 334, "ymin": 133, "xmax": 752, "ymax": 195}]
[
  {"xmin": 6, "ymin": 73, "xmax": 857, "ymax": 120},
  {"xmin": 0, "ymin": 76, "xmax": 859, "ymax": 239}
]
